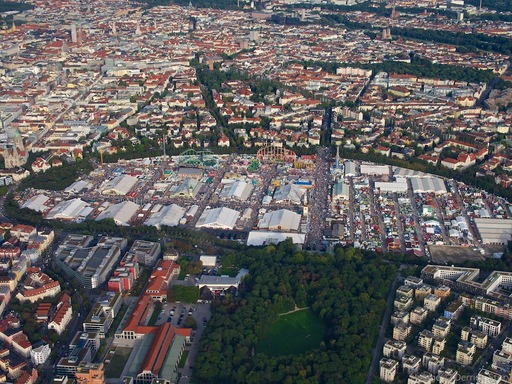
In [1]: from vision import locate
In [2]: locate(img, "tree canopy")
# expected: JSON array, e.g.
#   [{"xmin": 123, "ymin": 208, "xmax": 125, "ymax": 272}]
[{"xmin": 194, "ymin": 241, "xmax": 397, "ymax": 383}]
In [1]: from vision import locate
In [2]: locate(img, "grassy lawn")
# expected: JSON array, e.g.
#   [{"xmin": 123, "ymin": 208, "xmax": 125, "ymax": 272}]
[
  {"xmin": 256, "ymin": 309, "xmax": 326, "ymax": 357},
  {"xmin": 105, "ymin": 347, "xmax": 132, "ymax": 378},
  {"xmin": 178, "ymin": 350, "xmax": 189, "ymax": 368}
]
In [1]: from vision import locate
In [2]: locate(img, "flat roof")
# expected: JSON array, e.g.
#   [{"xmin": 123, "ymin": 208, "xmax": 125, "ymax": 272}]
[
  {"xmin": 247, "ymin": 231, "xmax": 305, "ymax": 246},
  {"xmin": 474, "ymin": 218, "xmax": 512, "ymax": 244}
]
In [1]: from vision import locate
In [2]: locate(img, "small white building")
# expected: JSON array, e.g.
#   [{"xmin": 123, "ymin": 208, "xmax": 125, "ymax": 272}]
[
  {"xmin": 30, "ymin": 344, "xmax": 51, "ymax": 366},
  {"xmin": 200, "ymin": 255, "xmax": 217, "ymax": 267}
]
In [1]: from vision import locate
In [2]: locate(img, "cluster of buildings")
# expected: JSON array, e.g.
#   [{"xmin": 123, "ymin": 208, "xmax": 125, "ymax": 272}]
[
  {"xmin": 17, "ymin": 151, "xmax": 318, "ymax": 248},
  {"xmin": 0, "ymin": 221, "xmax": 64, "ymax": 383},
  {"xmin": 55, "ymin": 292, "xmax": 122, "ymax": 379},
  {"xmin": 0, "ymin": 0, "xmax": 510, "ymax": 190},
  {"xmin": 327, "ymin": 159, "xmax": 512, "ymax": 255},
  {"xmin": 52, "ymin": 233, "xmax": 185, "ymax": 383},
  {"xmin": 380, "ymin": 265, "xmax": 512, "ymax": 383}
]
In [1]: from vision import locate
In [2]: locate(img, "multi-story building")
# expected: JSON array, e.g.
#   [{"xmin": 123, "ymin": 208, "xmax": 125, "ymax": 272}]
[
  {"xmin": 415, "ymin": 285, "xmax": 432, "ymax": 300},
  {"xmin": 396, "ymin": 285, "xmax": 414, "ymax": 298},
  {"xmin": 125, "ymin": 240, "xmax": 161, "ymax": 266},
  {"xmin": 393, "ymin": 322, "xmax": 412, "ymax": 341},
  {"xmin": 82, "ymin": 292, "xmax": 122, "ymax": 338},
  {"xmin": 432, "ymin": 318, "xmax": 451, "ymax": 339},
  {"xmin": 422, "ymin": 266, "xmax": 512, "ymax": 302},
  {"xmin": 491, "ymin": 349, "xmax": 512, "ymax": 373},
  {"xmin": 394, "ymin": 296, "xmax": 414, "ymax": 312},
  {"xmin": 473, "ymin": 296, "xmax": 512, "ymax": 321},
  {"xmin": 424, "ymin": 294, "xmax": 441, "ymax": 312},
  {"xmin": 456, "ymin": 340, "xmax": 476, "ymax": 366},
  {"xmin": 470, "ymin": 316, "xmax": 501, "ymax": 337},
  {"xmin": 402, "ymin": 354, "xmax": 421, "ymax": 375},
  {"xmin": 418, "ymin": 330, "xmax": 435, "ymax": 351},
  {"xmin": 408, "ymin": 371, "xmax": 435, "ymax": 384},
  {"xmin": 461, "ymin": 326, "xmax": 471, "ymax": 341},
  {"xmin": 56, "ymin": 332, "xmax": 100, "ymax": 378},
  {"xmin": 410, "ymin": 307, "xmax": 428, "ymax": 325},
  {"xmin": 75, "ymin": 362, "xmax": 105, "ymax": 384},
  {"xmin": 434, "ymin": 285, "xmax": 451, "ymax": 300},
  {"xmin": 405, "ymin": 276, "xmax": 423, "ymax": 288},
  {"xmin": 437, "ymin": 368, "xmax": 458, "ymax": 384},
  {"xmin": 432, "ymin": 338, "xmax": 446, "ymax": 355},
  {"xmin": 55, "ymin": 235, "xmax": 125, "ymax": 289},
  {"xmin": 502, "ymin": 337, "xmax": 512, "ymax": 355},
  {"xmin": 48, "ymin": 293, "xmax": 73, "ymax": 335},
  {"xmin": 391, "ymin": 310, "xmax": 410, "ymax": 325},
  {"xmin": 16, "ymin": 268, "xmax": 61, "ymax": 303},
  {"xmin": 144, "ymin": 260, "xmax": 180, "ymax": 301},
  {"xmin": 476, "ymin": 369, "xmax": 503, "ymax": 384},
  {"xmin": 134, "ymin": 322, "xmax": 191, "ymax": 383},
  {"xmin": 471, "ymin": 330, "xmax": 488, "ymax": 349},
  {"xmin": 379, "ymin": 358, "xmax": 398, "ymax": 383},
  {"xmin": 30, "ymin": 344, "xmax": 51, "ymax": 366},
  {"xmin": 383, "ymin": 340, "xmax": 407, "ymax": 360},
  {"xmin": 422, "ymin": 352, "xmax": 444, "ymax": 375},
  {"xmin": 115, "ymin": 295, "xmax": 155, "ymax": 342},
  {"xmin": 444, "ymin": 300, "xmax": 464, "ymax": 320}
]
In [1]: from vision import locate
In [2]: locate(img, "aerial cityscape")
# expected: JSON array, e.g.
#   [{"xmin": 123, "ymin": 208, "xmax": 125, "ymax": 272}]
[{"xmin": 0, "ymin": 0, "xmax": 512, "ymax": 382}]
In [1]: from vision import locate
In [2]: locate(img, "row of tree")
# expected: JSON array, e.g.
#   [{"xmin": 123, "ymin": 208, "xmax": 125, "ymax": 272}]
[
  {"xmin": 193, "ymin": 241, "xmax": 397, "ymax": 383},
  {"xmin": 18, "ymin": 159, "xmax": 93, "ymax": 191},
  {"xmin": 299, "ymin": 54, "xmax": 496, "ymax": 84},
  {"xmin": 336, "ymin": 145, "xmax": 512, "ymax": 203}
]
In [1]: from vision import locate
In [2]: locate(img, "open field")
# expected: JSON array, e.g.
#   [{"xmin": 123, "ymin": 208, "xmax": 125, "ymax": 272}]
[
  {"xmin": 430, "ymin": 245, "xmax": 485, "ymax": 264},
  {"xmin": 257, "ymin": 309, "xmax": 326, "ymax": 357}
]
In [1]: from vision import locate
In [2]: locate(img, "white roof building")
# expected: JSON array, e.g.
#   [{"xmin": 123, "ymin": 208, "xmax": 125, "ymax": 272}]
[
  {"xmin": 30, "ymin": 343, "xmax": 51, "ymax": 366},
  {"xmin": 411, "ymin": 177, "xmax": 447, "ymax": 194},
  {"xmin": 101, "ymin": 174, "xmax": 138, "ymax": 195},
  {"xmin": 474, "ymin": 218, "xmax": 512, "ymax": 244},
  {"xmin": 258, "ymin": 209, "xmax": 301, "ymax": 232},
  {"xmin": 96, "ymin": 201, "xmax": 139, "ymax": 226},
  {"xmin": 199, "ymin": 255, "xmax": 217, "ymax": 267},
  {"xmin": 170, "ymin": 178, "xmax": 203, "ymax": 198},
  {"xmin": 195, "ymin": 207, "xmax": 240, "ymax": 230},
  {"xmin": 360, "ymin": 164, "xmax": 389, "ymax": 176},
  {"xmin": 220, "ymin": 180, "xmax": 253, "ymax": 201},
  {"xmin": 45, "ymin": 198, "xmax": 91, "ymax": 220},
  {"xmin": 22, "ymin": 194, "xmax": 50, "ymax": 212},
  {"xmin": 144, "ymin": 204, "xmax": 186, "ymax": 228},
  {"xmin": 247, "ymin": 231, "xmax": 306, "ymax": 246},
  {"xmin": 375, "ymin": 178, "xmax": 408, "ymax": 193},
  {"xmin": 273, "ymin": 184, "xmax": 305, "ymax": 205},
  {"xmin": 344, "ymin": 160, "xmax": 357, "ymax": 177},
  {"xmin": 64, "ymin": 180, "xmax": 93, "ymax": 194}
]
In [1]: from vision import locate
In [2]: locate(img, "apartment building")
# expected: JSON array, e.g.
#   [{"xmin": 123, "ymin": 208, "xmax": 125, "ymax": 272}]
[
  {"xmin": 379, "ymin": 358, "xmax": 398, "ymax": 383},
  {"xmin": 456, "ymin": 340, "xmax": 476, "ymax": 365},
  {"xmin": 391, "ymin": 310, "xmax": 410, "ymax": 325},
  {"xmin": 393, "ymin": 322, "xmax": 412, "ymax": 341},
  {"xmin": 476, "ymin": 369, "xmax": 503, "ymax": 384},
  {"xmin": 383, "ymin": 340, "xmax": 407, "ymax": 360},
  {"xmin": 470, "ymin": 316, "xmax": 501, "ymax": 337},
  {"xmin": 424, "ymin": 294, "xmax": 441, "ymax": 312},
  {"xmin": 437, "ymin": 368, "xmax": 458, "ymax": 384},
  {"xmin": 408, "ymin": 371, "xmax": 435, "ymax": 384},
  {"xmin": 422, "ymin": 352, "xmax": 445, "ymax": 375},
  {"xmin": 402, "ymin": 354, "xmax": 421, "ymax": 375},
  {"xmin": 410, "ymin": 307, "xmax": 428, "ymax": 325}
]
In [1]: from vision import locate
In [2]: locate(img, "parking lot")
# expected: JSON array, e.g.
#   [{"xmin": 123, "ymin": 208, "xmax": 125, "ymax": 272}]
[{"xmin": 153, "ymin": 301, "xmax": 211, "ymax": 384}]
